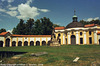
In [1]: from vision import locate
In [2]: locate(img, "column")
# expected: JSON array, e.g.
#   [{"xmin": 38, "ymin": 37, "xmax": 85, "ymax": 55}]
[
  {"xmin": 84, "ymin": 31, "xmax": 86, "ymax": 44},
  {"xmin": 10, "ymin": 37, "xmax": 12, "ymax": 47},
  {"xmin": 28, "ymin": 37, "xmax": 30, "ymax": 46},
  {"xmin": 34, "ymin": 38, "xmax": 36, "ymax": 46},
  {"xmin": 16, "ymin": 37, "xmax": 18, "ymax": 47},
  {"xmin": 94, "ymin": 31, "xmax": 97, "ymax": 44},
  {"xmin": 63, "ymin": 33, "xmax": 65, "ymax": 44},
  {"xmin": 3, "ymin": 37, "xmax": 6, "ymax": 47},
  {"xmin": 40, "ymin": 37, "xmax": 42, "ymax": 46},
  {"xmin": 76, "ymin": 31, "xmax": 79, "ymax": 44},
  {"xmin": 68, "ymin": 32, "xmax": 70, "ymax": 44},
  {"xmin": 22, "ymin": 37, "xmax": 24, "ymax": 46}
]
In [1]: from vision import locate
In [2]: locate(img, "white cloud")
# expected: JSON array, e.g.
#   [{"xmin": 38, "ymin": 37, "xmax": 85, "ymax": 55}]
[
  {"xmin": 1, "ymin": 0, "xmax": 14, "ymax": 3},
  {"xmin": 6, "ymin": 11, "xmax": 18, "ymax": 16},
  {"xmin": 26, "ymin": 0, "xmax": 33, "ymax": 5},
  {"xmin": 0, "ymin": 8, "xmax": 6, "ymax": 12},
  {"xmin": 7, "ymin": 29, "xmax": 13, "ymax": 34},
  {"xmin": 16, "ymin": 3, "xmax": 39, "ymax": 20},
  {"xmin": 38, "ymin": 9, "xmax": 50, "ymax": 12},
  {"xmin": 9, "ymin": 7, "xmax": 17, "ymax": 10},
  {"xmin": 86, "ymin": 17, "xmax": 99, "ymax": 22}
]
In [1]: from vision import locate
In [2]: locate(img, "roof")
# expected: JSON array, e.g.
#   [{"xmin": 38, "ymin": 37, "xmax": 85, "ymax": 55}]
[
  {"xmin": 97, "ymin": 32, "xmax": 100, "ymax": 35},
  {"xmin": 66, "ymin": 22, "xmax": 84, "ymax": 28},
  {"xmin": 0, "ymin": 32, "xmax": 9, "ymax": 36},
  {"xmin": 84, "ymin": 24, "xmax": 98, "ymax": 27},
  {"xmin": 55, "ymin": 27, "xmax": 65, "ymax": 30},
  {"xmin": 12, "ymin": 35, "xmax": 51, "ymax": 37}
]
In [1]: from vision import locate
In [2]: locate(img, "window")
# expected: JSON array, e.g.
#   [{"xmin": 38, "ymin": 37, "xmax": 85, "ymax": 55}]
[
  {"xmin": 72, "ymin": 31, "xmax": 74, "ymax": 34},
  {"xmin": 80, "ymin": 32, "xmax": 82, "ymax": 36},
  {"xmin": 89, "ymin": 31, "xmax": 91, "ymax": 35},
  {"xmin": 80, "ymin": 38, "xmax": 83, "ymax": 44},
  {"xmin": 58, "ymin": 33, "xmax": 60, "ymax": 37},
  {"xmin": 89, "ymin": 37, "xmax": 92, "ymax": 44}
]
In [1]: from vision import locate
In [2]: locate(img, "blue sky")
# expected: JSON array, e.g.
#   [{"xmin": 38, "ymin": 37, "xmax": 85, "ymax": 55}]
[{"xmin": 0, "ymin": 0, "xmax": 100, "ymax": 32}]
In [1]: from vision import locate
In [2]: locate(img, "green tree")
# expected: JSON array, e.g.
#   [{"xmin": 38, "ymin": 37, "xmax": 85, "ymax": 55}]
[
  {"xmin": 41, "ymin": 17, "xmax": 53, "ymax": 35},
  {"xmin": 0, "ymin": 28, "xmax": 6, "ymax": 33},
  {"xmin": 12, "ymin": 19, "xmax": 26, "ymax": 35},
  {"xmin": 25, "ymin": 18, "xmax": 34, "ymax": 35}
]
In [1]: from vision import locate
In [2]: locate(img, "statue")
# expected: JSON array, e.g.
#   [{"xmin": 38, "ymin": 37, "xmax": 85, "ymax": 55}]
[{"xmin": 50, "ymin": 25, "xmax": 60, "ymax": 46}]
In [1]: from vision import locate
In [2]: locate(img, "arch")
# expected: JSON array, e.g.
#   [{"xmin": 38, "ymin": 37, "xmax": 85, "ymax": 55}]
[
  {"xmin": 59, "ymin": 39, "xmax": 61, "ymax": 44},
  {"xmin": 71, "ymin": 35, "xmax": 76, "ymax": 45},
  {"xmin": 30, "ymin": 41, "xmax": 34, "ymax": 46},
  {"xmin": 42, "ymin": 41, "xmax": 46, "ymax": 46},
  {"xmin": 18, "ymin": 41, "xmax": 22, "ymax": 46},
  {"xmin": 99, "ymin": 39, "xmax": 100, "ymax": 45},
  {"xmin": 47, "ymin": 41, "xmax": 51, "ymax": 46},
  {"xmin": 0, "ymin": 41, "xmax": 3, "ymax": 47},
  {"xmin": 5, "ymin": 38, "xmax": 10, "ymax": 47},
  {"xmin": 12, "ymin": 41, "xmax": 16, "ymax": 47},
  {"xmin": 36, "ymin": 41, "xmax": 40, "ymax": 46},
  {"xmin": 24, "ymin": 41, "xmax": 28, "ymax": 46}
]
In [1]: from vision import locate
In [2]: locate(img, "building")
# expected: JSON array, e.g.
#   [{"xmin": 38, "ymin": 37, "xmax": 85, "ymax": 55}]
[
  {"xmin": 0, "ymin": 12, "xmax": 100, "ymax": 47},
  {"xmin": 54, "ymin": 12, "xmax": 100, "ymax": 45}
]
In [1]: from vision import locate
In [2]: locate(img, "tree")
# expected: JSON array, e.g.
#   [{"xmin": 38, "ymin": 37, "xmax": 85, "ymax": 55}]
[
  {"xmin": 0, "ymin": 28, "xmax": 6, "ymax": 33},
  {"xmin": 25, "ymin": 18, "xmax": 34, "ymax": 35},
  {"xmin": 41, "ymin": 17, "xmax": 53, "ymax": 35},
  {"xmin": 12, "ymin": 19, "xmax": 26, "ymax": 35}
]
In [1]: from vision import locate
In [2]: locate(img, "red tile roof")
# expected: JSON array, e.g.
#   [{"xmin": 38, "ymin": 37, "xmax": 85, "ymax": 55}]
[
  {"xmin": 84, "ymin": 24, "xmax": 98, "ymax": 27},
  {"xmin": 0, "ymin": 32, "xmax": 9, "ymax": 36},
  {"xmin": 97, "ymin": 32, "xmax": 100, "ymax": 35},
  {"xmin": 55, "ymin": 27, "xmax": 65, "ymax": 30},
  {"xmin": 12, "ymin": 35, "xmax": 51, "ymax": 37}
]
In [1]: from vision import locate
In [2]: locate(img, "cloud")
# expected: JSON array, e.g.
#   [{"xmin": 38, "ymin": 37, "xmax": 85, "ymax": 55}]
[
  {"xmin": 6, "ymin": 11, "xmax": 18, "ymax": 16},
  {"xmin": 8, "ymin": 7, "xmax": 17, "ymax": 10},
  {"xmin": 0, "ymin": 0, "xmax": 50, "ymax": 20},
  {"xmin": 0, "ymin": 8, "xmax": 6, "ymax": 12},
  {"xmin": 16, "ymin": 3, "xmax": 39, "ymax": 20},
  {"xmin": 85, "ymin": 17, "xmax": 99, "ymax": 22},
  {"xmin": 38, "ymin": 9, "xmax": 50, "ymax": 12},
  {"xmin": 26, "ymin": 0, "xmax": 33, "ymax": 5}
]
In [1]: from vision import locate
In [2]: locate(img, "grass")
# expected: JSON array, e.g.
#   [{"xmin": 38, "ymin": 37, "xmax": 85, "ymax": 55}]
[{"xmin": 0, "ymin": 45, "xmax": 100, "ymax": 66}]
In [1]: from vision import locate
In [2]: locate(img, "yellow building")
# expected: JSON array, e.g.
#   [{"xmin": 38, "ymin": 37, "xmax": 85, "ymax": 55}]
[
  {"xmin": 0, "ymin": 12, "xmax": 100, "ymax": 47},
  {"xmin": 54, "ymin": 13, "xmax": 100, "ymax": 45}
]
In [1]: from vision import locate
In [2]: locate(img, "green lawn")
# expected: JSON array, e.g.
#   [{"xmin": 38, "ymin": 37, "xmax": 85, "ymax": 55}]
[{"xmin": 0, "ymin": 45, "xmax": 100, "ymax": 66}]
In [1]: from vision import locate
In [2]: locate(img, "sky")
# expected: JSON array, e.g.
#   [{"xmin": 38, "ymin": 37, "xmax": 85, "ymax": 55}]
[{"xmin": 0, "ymin": 0, "xmax": 100, "ymax": 32}]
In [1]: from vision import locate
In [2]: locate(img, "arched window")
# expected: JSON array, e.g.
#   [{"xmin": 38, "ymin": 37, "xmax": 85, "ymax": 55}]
[
  {"xmin": 12, "ymin": 41, "xmax": 16, "ymax": 46},
  {"xmin": 80, "ymin": 32, "xmax": 82, "ymax": 36},
  {"xmin": 89, "ymin": 31, "xmax": 91, "ymax": 35},
  {"xmin": 30, "ymin": 41, "xmax": 34, "ymax": 46},
  {"xmin": 18, "ymin": 41, "xmax": 22, "ymax": 46},
  {"xmin": 0, "ymin": 41, "xmax": 3, "ymax": 47},
  {"xmin": 24, "ymin": 41, "xmax": 28, "ymax": 46},
  {"xmin": 58, "ymin": 33, "xmax": 61, "ymax": 37},
  {"xmin": 36, "ymin": 41, "xmax": 40, "ymax": 46},
  {"xmin": 42, "ymin": 41, "xmax": 46, "ymax": 46},
  {"xmin": 47, "ymin": 41, "xmax": 51, "ymax": 46},
  {"xmin": 5, "ymin": 38, "xmax": 10, "ymax": 47}
]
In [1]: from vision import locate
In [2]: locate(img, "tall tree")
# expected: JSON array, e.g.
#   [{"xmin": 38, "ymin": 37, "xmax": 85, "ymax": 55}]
[
  {"xmin": 0, "ymin": 28, "xmax": 6, "ymax": 33},
  {"xmin": 25, "ymin": 18, "xmax": 34, "ymax": 35},
  {"xmin": 12, "ymin": 19, "xmax": 26, "ymax": 35}
]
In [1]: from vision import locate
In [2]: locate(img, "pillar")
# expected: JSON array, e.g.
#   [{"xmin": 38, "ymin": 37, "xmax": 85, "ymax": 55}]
[
  {"xmin": 68, "ymin": 32, "xmax": 70, "ymax": 44},
  {"xmin": 76, "ymin": 31, "xmax": 79, "ymax": 44},
  {"xmin": 94, "ymin": 31, "xmax": 97, "ymax": 44},
  {"xmin": 3, "ymin": 37, "xmax": 6, "ymax": 47},
  {"xmin": 28, "ymin": 37, "xmax": 30, "ymax": 46},
  {"xmin": 10, "ymin": 37, "xmax": 12, "ymax": 47},
  {"xmin": 84, "ymin": 31, "xmax": 86, "ymax": 44}
]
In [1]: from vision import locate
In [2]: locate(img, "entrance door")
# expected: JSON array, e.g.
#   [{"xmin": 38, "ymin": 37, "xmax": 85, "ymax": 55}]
[
  {"xmin": 6, "ymin": 38, "xmax": 10, "ymax": 47},
  {"xmin": 71, "ymin": 35, "xmax": 76, "ymax": 45}
]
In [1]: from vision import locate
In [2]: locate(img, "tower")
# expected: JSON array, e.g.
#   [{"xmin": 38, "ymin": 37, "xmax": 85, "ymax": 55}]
[{"xmin": 72, "ymin": 10, "xmax": 78, "ymax": 22}]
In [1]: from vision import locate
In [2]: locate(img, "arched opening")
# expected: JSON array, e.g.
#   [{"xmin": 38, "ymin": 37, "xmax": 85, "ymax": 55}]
[
  {"xmin": 59, "ymin": 39, "xmax": 61, "ymax": 44},
  {"xmin": 12, "ymin": 41, "xmax": 16, "ymax": 47},
  {"xmin": 0, "ymin": 41, "xmax": 3, "ymax": 47},
  {"xmin": 30, "ymin": 41, "xmax": 34, "ymax": 46},
  {"xmin": 80, "ymin": 38, "xmax": 83, "ymax": 44},
  {"xmin": 71, "ymin": 35, "xmax": 76, "ymax": 45},
  {"xmin": 42, "ymin": 41, "xmax": 46, "ymax": 46},
  {"xmin": 47, "ymin": 41, "xmax": 51, "ymax": 46},
  {"xmin": 99, "ymin": 39, "xmax": 100, "ymax": 45},
  {"xmin": 36, "ymin": 41, "xmax": 40, "ymax": 46},
  {"xmin": 18, "ymin": 41, "xmax": 22, "ymax": 46},
  {"xmin": 65, "ymin": 38, "xmax": 67, "ymax": 44},
  {"xmin": 89, "ymin": 37, "xmax": 92, "ymax": 44},
  {"xmin": 5, "ymin": 38, "xmax": 10, "ymax": 47},
  {"xmin": 24, "ymin": 41, "xmax": 28, "ymax": 46}
]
